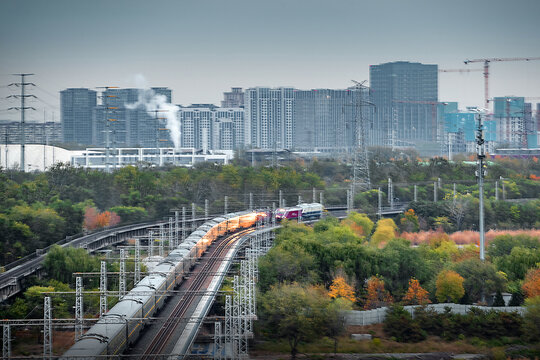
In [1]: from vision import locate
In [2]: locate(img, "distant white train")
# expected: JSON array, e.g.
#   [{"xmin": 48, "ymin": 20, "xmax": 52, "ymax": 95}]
[{"xmin": 61, "ymin": 211, "xmax": 265, "ymax": 359}]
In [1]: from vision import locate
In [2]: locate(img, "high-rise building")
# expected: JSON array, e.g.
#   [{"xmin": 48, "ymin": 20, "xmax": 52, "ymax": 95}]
[
  {"xmin": 293, "ymin": 89, "xmax": 360, "ymax": 152},
  {"xmin": 214, "ymin": 108, "xmax": 246, "ymax": 150},
  {"xmin": 60, "ymin": 88, "xmax": 97, "ymax": 145},
  {"xmin": 244, "ymin": 87, "xmax": 295, "ymax": 150},
  {"xmin": 444, "ymin": 111, "xmax": 497, "ymax": 156},
  {"xmin": 178, "ymin": 105, "xmax": 245, "ymax": 151},
  {"xmin": 0, "ymin": 121, "xmax": 62, "ymax": 145},
  {"xmin": 369, "ymin": 61, "xmax": 438, "ymax": 149},
  {"xmin": 221, "ymin": 88, "xmax": 244, "ymax": 108},
  {"xmin": 493, "ymin": 97, "xmax": 527, "ymax": 148},
  {"xmin": 93, "ymin": 88, "xmax": 174, "ymax": 148}
]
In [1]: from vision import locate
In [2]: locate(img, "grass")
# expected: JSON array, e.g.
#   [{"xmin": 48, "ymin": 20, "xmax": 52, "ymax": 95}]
[{"xmin": 251, "ymin": 324, "xmax": 505, "ymax": 357}]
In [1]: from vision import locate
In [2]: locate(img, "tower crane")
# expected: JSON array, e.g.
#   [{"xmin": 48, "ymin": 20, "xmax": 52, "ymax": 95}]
[
  {"xmin": 439, "ymin": 69, "xmax": 483, "ymax": 73},
  {"xmin": 463, "ymin": 57, "xmax": 540, "ymax": 110}
]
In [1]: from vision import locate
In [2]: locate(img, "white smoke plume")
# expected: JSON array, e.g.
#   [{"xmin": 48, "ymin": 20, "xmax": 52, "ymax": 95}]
[{"xmin": 125, "ymin": 75, "xmax": 181, "ymax": 149}]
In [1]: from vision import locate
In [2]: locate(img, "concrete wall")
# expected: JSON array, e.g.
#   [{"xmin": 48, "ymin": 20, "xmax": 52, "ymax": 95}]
[{"xmin": 345, "ymin": 303, "xmax": 525, "ymax": 326}]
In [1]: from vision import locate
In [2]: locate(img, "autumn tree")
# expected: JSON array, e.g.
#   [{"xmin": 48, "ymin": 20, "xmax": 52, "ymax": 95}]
[
  {"xmin": 436, "ymin": 270, "xmax": 465, "ymax": 303},
  {"xmin": 522, "ymin": 268, "xmax": 540, "ymax": 298},
  {"xmin": 83, "ymin": 207, "xmax": 121, "ymax": 230},
  {"xmin": 403, "ymin": 278, "xmax": 431, "ymax": 305},
  {"xmin": 400, "ymin": 209, "xmax": 419, "ymax": 232},
  {"xmin": 364, "ymin": 276, "xmax": 393, "ymax": 310},
  {"xmin": 329, "ymin": 276, "xmax": 356, "ymax": 302},
  {"xmin": 341, "ymin": 212, "xmax": 374, "ymax": 238},
  {"xmin": 371, "ymin": 218, "xmax": 397, "ymax": 248}
]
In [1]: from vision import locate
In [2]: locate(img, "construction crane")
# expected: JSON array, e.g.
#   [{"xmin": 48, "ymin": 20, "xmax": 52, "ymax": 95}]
[
  {"xmin": 439, "ymin": 69, "xmax": 483, "ymax": 73},
  {"xmin": 463, "ymin": 57, "xmax": 540, "ymax": 110}
]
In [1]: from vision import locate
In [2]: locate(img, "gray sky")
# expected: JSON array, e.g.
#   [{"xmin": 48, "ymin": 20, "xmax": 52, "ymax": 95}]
[{"xmin": 1, "ymin": 0, "xmax": 539, "ymax": 122}]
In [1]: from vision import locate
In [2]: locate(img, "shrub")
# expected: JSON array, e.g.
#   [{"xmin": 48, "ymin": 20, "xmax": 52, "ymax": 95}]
[{"xmin": 383, "ymin": 304, "xmax": 427, "ymax": 342}]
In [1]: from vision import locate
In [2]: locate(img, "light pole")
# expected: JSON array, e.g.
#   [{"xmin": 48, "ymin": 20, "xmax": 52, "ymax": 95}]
[{"xmin": 474, "ymin": 109, "xmax": 487, "ymax": 261}]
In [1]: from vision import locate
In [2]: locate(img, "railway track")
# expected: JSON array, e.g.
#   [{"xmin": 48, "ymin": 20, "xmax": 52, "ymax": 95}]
[{"xmin": 139, "ymin": 229, "xmax": 252, "ymax": 358}]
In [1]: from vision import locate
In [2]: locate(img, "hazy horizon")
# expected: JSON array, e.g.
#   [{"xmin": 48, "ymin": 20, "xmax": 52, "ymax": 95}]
[{"xmin": 1, "ymin": 0, "xmax": 540, "ymax": 122}]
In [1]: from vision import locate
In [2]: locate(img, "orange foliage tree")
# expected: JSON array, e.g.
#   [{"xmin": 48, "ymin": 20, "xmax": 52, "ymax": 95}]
[
  {"xmin": 364, "ymin": 276, "xmax": 393, "ymax": 310},
  {"xmin": 403, "ymin": 278, "xmax": 431, "ymax": 305},
  {"xmin": 400, "ymin": 209, "xmax": 419, "ymax": 232},
  {"xmin": 84, "ymin": 207, "xmax": 121, "ymax": 230},
  {"xmin": 328, "ymin": 276, "xmax": 356, "ymax": 302},
  {"xmin": 522, "ymin": 268, "xmax": 540, "ymax": 298}
]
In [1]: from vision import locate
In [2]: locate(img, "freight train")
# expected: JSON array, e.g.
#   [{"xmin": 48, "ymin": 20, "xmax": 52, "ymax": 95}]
[{"xmin": 61, "ymin": 211, "xmax": 264, "ymax": 359}]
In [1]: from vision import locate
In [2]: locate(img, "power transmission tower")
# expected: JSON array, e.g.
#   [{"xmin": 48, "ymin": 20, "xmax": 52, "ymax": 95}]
[
  {"xmin": 182, "ymin": 207, "xmax": 186, "ymax": 241},
  {"xmin": 191, "ymin": 203, "xmax": 196, "ymax": 230},
  {"xmin": 75, "ymin": 276, "xmax": 84, "ymax": 341},
  {"xmin": 169, "ymin": 217, "xmax": 174, "ymax": 251},
  {"xmin": 99, "ymin": 261, "xmax": 107, "ymax": 316},
  {"xmin": 214, "ymin": 322, "xmax": 223, "ymax": 360},
  {"xmin": 225, "ymin": 295, "xmax": 232, "ymax": 357},
  {"xmin": 148, "ymin": 230, "xmax": 154, "ymax": 258},
  {"xmin": 134, "ymin": 239, "xmax": 141, "ymax": 284},
  {"xmin": 3, "ymin": 325, "xmax": 10, "ymax": 359},
  {"xmin": 8, "ymin": 73, "xmax": 35, "ymax": 172},
  {"xmin": 97, "ymin": 87, "xmax": 119, "ymax": 173},
  {"xmin": 151, "ymin": 109, "xmax": 168, "ymax": 166},
  {"xmin": 159, "ymin": 224, "xmax": 165, "ymax": 257},
  {"xmin": 350, "ymin": 80, "xmax": 375, "ymax": 199},
  {"xmin": 43, "ymin": 297, "xmax": 52, "ymax": 359},
  {"xmin": 119, "ymin": 248, "xmax": 126, "ymax": 296}
]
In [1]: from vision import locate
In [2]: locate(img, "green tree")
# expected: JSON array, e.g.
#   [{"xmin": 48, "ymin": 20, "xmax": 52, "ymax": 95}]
[
  {"xmin": 43, "ymin": 245, "xmax": 101, "ymax": 286},
  {"xmin": 383, "ymin": 304, "xmax": 427, "ymax": 342},
  {"xmin": 109, "ymin": 206, "xmax": 148, "ymax": 223},
  {"xmin": 10, "ymin": 204, "xmax": 66, "ymax": 247},
  {"xmin": 488, "ymin": 234, "xmax": 539, "ymax": 258},
  {"xmin": 258, "ymin": 283, "xmax": 331, "ymax": 359},
  {"xmin": 453, "ymin": 258, "xmax": 506, "ymax": 303},
  {"xmin": 326, "ymin": 297, "xmax": 353, "ymax": 354},
  {"xmin": 379, "ymin": 239, "xmax": 433, "ymax": 296},
  {"xmin": 258, "ymin": 243, "xmax": 318, "ymax": 292},
  {"xmin": 492, "ymin": 290, "xmax": 505, "ymax": 307},
  {"xmin": 522, "ymin": 296, "xmax": 540, "ymax": 342},
  {"xmin": 0, "ymin": 213, "xmax": 34, "ymax": 264},
  {"xmin": 495, "ymin": 247, "xmax": 540, "ymax": 281}
]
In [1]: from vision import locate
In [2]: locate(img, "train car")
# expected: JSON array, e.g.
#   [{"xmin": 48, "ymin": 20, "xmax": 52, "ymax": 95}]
[
  {"xmin": 298, "ymin": 203, "xmax": 324, "ymax": 220},
  {"xmin": 275, "ymin": 206, "xmax": 302, "ymax": 221}
]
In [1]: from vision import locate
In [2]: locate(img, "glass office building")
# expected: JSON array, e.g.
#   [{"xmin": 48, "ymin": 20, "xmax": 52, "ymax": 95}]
[{"xmin": 370, "ymin": 61, "xmax": 438, "ymax": 148}]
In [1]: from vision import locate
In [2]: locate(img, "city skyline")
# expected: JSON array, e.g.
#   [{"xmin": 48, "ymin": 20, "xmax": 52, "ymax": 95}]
[{"xmin": 1, "ymin": 0, "xmax": 540, "ymax": 123}]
